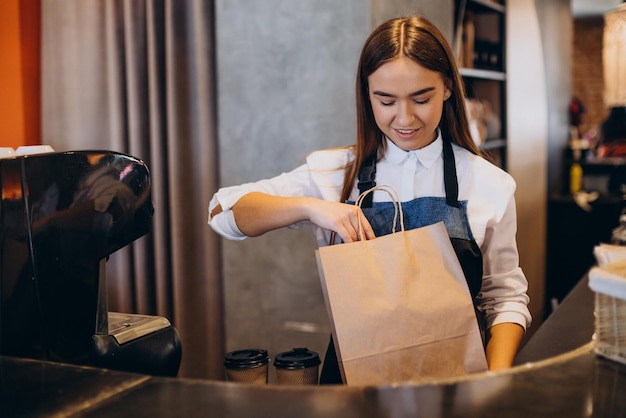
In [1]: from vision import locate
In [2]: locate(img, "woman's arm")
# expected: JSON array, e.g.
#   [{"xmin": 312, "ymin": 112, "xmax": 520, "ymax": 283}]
[
  {"xmin": 475, "ymin": 192, "xmax": 531, "ymax": 369},
  {"xmin": 485, "ymin": 322, "xmax": 524, "ymax": 370},
  {"xmin": 214, "ymin": 192, "xmax": 375, "ymax": 243}
]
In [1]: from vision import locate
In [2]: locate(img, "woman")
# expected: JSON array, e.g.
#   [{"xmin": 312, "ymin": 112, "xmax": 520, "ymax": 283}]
[{"xmin": 209, "ymin": 15, "xmax": 531, "ymax": 383}]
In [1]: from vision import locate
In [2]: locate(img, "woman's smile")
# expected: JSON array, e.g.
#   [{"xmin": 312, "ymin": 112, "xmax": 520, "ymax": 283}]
[{"xmin": 394, "ymin": 127, "xmax": 420, "ymax": 139}]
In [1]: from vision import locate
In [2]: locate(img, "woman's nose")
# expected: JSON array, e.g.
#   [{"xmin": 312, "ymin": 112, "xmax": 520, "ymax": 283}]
[{"xmin": 396, "ymin": 101, "xmax": 414, "ymax": 125}]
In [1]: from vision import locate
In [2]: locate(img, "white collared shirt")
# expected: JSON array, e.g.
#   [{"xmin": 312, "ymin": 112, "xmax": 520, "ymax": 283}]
[{"xmin": 209, "ymin": 134, "xmax": 532, "ymax": 330}]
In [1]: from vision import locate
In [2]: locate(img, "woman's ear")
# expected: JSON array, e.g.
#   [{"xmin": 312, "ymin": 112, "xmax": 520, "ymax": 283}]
[{"xmin": 444, "ymin": 88, "xmax": 452, "ymax": 100}]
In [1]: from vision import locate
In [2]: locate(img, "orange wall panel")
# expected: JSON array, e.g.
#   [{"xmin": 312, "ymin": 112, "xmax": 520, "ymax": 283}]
[{"xmin": 0, "ymin": 0, "xmax": 41, "ymax": 149}]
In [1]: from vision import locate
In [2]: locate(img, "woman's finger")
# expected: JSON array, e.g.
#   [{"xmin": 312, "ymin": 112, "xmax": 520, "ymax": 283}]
[
  {"xmin": 337, "ymin": 223, "xmax": 356, "ymax": 243},
  {"xmin": 360, "ymin": 218, "xmax": 376, "ymax": 240},
  {"xmin": 353, "ymin": 208, "xmax": 375, "ymax": 241}
]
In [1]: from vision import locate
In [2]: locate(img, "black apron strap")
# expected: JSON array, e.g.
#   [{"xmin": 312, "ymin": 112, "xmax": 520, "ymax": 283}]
[
  {"xmin": 442, "ymin": 137, "xmax": 460, "ymax": 208},
  {"xmin": 442, "ymin": 137, "xmax": 483, "ymax": 298},
  {"xmin": 357, "ymin": 153, "xmax": 377, "ymax": 208}
]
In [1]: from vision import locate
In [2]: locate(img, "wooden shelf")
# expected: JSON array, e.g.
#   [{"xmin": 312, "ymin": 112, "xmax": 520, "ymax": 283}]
[
  {"xmin": 455, "ymin": 0, "xmax": 507, "ymax": 170},
  {"xmin": 459, "ymin": 67, "xmax": 506, "ymax": 81}
]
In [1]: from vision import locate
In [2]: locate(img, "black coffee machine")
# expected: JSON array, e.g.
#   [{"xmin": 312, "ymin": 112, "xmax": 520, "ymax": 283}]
[{"xmin": 0, "ymin": 150, "xmax": 181, "ymax": 376}]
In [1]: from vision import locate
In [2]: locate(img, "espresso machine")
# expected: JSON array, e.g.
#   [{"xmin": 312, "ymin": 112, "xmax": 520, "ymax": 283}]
[{"xmin": 0, "ymin": 150, "xmax": 181, "ymax": 376}]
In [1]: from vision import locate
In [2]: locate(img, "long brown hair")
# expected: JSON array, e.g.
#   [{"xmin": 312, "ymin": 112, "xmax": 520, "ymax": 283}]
[{"xmin": 340, "ymin": 15, "xmax": 481, "ymax": 203}]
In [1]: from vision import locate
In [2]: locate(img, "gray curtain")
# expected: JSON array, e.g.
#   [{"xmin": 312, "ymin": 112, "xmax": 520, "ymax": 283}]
[{"xmin": 41, "ymin": 0, "xmax": 224, "ymax": 379}]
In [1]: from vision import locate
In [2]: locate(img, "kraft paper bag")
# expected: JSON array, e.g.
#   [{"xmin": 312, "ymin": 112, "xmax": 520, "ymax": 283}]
[{"xmin": 315, "ymin": 221, "xmax": 488, "ymax": 386}]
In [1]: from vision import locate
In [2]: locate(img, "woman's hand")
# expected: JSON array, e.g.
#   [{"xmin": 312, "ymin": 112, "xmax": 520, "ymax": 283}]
[
  {"xmin": 305, "ymin": 198, "xmax": 376, "ymax": 243},
  {"xmin": 230, "ymin": 192, "xmax": 375, "ymax": 243}
]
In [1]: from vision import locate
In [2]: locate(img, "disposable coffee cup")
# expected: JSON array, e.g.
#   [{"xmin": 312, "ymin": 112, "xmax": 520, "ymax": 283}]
[
  {"xmin": 224, "ymin": 348, "xmax": 269, "ymax": 384},
  {"xmin": 273, "ymin": 347, "xmax": 321, "ymax": 385}
]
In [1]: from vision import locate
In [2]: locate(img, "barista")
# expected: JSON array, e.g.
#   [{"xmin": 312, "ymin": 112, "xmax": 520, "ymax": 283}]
[{"xmin": 209, "ymin": 15, "xmax": 531, "ymax": 383}]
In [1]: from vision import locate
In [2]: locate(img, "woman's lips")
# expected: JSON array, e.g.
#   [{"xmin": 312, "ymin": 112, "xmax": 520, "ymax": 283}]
[{"xmin": 394, "ymin": 128, "xmax": 418, "ymax": 138}]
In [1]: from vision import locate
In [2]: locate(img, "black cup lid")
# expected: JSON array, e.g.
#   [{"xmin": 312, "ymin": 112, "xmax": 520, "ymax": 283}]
[
  {"xmin": 224, "ymin": 349, "xmax": 269, "ymax": 369},
  {"xmin": 273, "ymin": 347, "xmax": 321, "ymax": 369}
]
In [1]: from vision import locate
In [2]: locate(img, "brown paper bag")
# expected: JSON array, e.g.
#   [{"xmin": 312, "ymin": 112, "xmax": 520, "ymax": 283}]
[{"xmin": 315, "ymin": 220, "xmax": 488, "ymax": 386}]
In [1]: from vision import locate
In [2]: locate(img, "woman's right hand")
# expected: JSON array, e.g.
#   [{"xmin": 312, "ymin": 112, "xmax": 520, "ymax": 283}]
[{"xmin": 304, "ymin": 198, "xmax": 376, "ymax": 243}]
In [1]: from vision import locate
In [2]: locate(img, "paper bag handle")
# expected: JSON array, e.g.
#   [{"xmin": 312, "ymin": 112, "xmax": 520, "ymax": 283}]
[
  {"xmin": 355, "ymin": 185, "xmax": 404, "ymax": 240},
  {"xmin": 328, "ymin": 185, "xmax": 404, "ymax": 245}
]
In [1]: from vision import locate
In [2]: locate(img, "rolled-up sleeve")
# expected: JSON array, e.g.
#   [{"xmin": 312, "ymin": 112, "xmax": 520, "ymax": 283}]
[
  {"xmin": 208, "ymin": 205, "xmax": 246, "ymax": 240},
  {"xmin": 476, "ymin": 195, "xmax": 532, "ymax": 331}
]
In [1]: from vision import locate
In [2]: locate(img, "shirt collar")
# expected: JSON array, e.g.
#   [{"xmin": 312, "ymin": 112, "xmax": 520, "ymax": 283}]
[{"xmin": 384, "ymin": 130, "xmax": 443, "ymax": 169}]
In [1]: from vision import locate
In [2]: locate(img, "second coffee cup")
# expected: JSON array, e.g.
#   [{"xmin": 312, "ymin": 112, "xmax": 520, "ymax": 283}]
[{"xmin": 273, "ymin": 347, "xmax": 321, "ymax": 385}]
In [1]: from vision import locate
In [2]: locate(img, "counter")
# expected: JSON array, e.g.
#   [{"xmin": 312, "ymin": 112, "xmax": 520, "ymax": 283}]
[{"xmin": 2, "ymin": 277, "xmax": 625, "ymax": 418}]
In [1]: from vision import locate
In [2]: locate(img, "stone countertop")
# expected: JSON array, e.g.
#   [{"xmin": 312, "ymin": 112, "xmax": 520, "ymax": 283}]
[{"xmin": 2, "ymin": 277, "xmax": 625, "ymax": 418}]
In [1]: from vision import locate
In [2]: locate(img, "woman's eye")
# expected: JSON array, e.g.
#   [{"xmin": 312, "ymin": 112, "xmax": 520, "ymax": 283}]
[{"xmin": 377, "ymin": 98, "xmax": 430, "ymax": 106}]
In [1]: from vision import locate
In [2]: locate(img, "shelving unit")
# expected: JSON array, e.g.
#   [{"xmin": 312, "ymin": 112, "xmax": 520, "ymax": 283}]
[{"xmin": 453, "ymin": 0, "xmax": 507, "ymax": 169}]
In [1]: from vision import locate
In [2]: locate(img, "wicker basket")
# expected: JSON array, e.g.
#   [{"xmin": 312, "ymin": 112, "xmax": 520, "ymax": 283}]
[{"xmin": 589, "ymin": 259, "xmax": 626, "ymax": 366}]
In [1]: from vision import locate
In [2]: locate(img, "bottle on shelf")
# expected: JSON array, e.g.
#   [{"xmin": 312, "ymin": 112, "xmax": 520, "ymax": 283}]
[{"xmin": 569, "ymin": 161, "xmax": 583, "ymax": 195}]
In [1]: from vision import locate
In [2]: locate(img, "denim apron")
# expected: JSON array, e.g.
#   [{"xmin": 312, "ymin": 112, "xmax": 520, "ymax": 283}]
[{"xmin": 319, "ymin": 137, "xmax": 483, "ymax": 384}]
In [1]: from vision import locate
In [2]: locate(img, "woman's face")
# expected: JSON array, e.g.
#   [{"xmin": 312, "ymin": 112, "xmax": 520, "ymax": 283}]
[{"xmin": 368, "ymin": 55, "xmax": 449, "ymax": 151}]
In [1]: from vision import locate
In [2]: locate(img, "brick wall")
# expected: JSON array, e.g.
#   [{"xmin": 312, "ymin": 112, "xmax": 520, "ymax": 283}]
[{"xmin": 573, "ymin": 16, "xmax": 608, "ymax": 137}]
